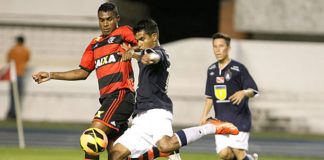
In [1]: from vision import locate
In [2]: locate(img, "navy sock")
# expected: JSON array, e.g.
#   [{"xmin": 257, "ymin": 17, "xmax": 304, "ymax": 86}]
[
  {"xmin": 84, "ymin": 153, "xmax": 99, "ymax": 160},
  {"xmin": 175, "ymin": 130, "xmax": 187, "ymax": 146}
]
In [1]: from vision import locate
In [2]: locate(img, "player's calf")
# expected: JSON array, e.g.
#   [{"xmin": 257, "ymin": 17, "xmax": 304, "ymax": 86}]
[{"xmin": 128, "ymin": 147, "xmax": 180, "ymax": 160}]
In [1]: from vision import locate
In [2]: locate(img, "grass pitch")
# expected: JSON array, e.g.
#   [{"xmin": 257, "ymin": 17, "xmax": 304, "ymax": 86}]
[{"xmin": 0, "ymin": 147, "xmax": 322, "ymax": 160}]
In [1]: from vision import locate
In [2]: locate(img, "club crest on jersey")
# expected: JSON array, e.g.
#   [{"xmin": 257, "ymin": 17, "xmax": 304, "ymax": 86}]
[
  {"xmin": 216, "ymin": 76, "xmax": 224, "ymax": 83},
  {"xmin": 224, "ymin": 70, "xmax": 232, "ymax": 81},
  {"xmin": 95, "ymin": 54, "xmax": 117, "ymax": 69},
  {"xmin": 107, "ymin": 36, "xmax": 116, "ymax": 44}
]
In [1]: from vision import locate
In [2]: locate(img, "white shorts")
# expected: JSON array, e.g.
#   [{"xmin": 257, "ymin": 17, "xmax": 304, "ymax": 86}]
[
  {"xmin": 114, "ymin": 109, "xmax": 173, "ymax": 158},
  {"xmin": 214, "ymin": 132, "xmax": 249, "ymax": 153}
]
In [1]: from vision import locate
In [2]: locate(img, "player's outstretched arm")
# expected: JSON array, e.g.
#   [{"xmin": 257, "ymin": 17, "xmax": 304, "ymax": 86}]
[{"xmin": 32, "ymin": 68, "xmax": 90, "ymax": 84}]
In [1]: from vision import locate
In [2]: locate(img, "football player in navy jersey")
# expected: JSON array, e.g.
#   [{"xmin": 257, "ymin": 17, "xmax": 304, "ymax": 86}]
[
  {"xmin": 200, "ymin": 32, "xmax": 259, "ymax": 160},
  {"xmin": 110, "ymin": 19, "xmax": 239, "ymax": 160}
]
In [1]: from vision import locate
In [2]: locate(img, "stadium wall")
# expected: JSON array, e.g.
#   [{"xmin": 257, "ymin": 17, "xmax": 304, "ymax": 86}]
[{"xmin": 235, "ymin": 0, "xmax": 324, "ymax": 34}]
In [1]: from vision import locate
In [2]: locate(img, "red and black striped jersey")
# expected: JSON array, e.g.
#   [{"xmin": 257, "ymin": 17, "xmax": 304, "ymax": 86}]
[{"xmin": 79, "ymin": 26, "xmax": 137, "ymax": 96}]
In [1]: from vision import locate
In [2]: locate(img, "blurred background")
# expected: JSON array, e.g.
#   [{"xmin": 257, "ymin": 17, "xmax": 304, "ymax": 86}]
[{"xmin": 1, "ymin": 0, "xmax": 324, "ymax": 159}]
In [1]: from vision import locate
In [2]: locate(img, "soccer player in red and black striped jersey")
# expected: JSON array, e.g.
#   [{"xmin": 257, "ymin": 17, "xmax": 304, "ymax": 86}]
[{"xmin": 32, "ymin": 2, "xmax": 137, "ymax": 160}]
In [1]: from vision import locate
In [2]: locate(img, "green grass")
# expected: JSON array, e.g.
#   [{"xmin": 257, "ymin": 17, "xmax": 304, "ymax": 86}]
[
  {"xmin": 0, "ymin": 147, "xmax": 322, "ymax": 160},
  {"xmin": 1, "ymin": 120, "xmax": 324, "ymax": 160}
]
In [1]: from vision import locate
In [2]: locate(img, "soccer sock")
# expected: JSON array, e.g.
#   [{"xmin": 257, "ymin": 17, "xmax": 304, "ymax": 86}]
[
  {"xmin": 84, "ymin": 153, "xmax": 99, "ymax": 160},
  {"xmin": 175, "ymin": 124, "xmax": 215, "ymax": 146}
]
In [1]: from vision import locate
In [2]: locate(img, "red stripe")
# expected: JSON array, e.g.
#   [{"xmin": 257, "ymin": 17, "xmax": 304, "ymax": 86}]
[
  {"xmin": 102, "ymin": 98, "xmax": 118, "ymax": 122},
  {"xmin": 105, "ymin": 90, "xmax": 125, "ymax": 122},
  {"xmin": 103, "ymin": 90, "xmax": 126, "ymax": 122}
]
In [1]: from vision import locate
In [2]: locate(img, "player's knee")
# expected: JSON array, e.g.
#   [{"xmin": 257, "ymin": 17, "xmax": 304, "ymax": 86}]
[
  {"xmin": 110, "ymin": 149, "xmax": 124, "ymax": 160},
  {"xmin": 156, "ymin": 135, "xmax": 178, "ymax": 153},
  {"xmin": 218, "ymin": 148, "xmax": 234, "ymax": 160},
  {"xmin": 110, "ymin": 143, "xmax": 129, "ymax": 160}
]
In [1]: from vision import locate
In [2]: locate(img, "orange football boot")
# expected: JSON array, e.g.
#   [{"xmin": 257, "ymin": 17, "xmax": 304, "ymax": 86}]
[{"xmin": 206, "ymin": 117, "xmax": 239, "ymax": 135}]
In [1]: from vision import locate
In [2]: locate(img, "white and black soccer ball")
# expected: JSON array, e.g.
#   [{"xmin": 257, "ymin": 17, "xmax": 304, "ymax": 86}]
[{"xmin": 80, "ymin": 128, "xmax": 108, "ymax": 156}]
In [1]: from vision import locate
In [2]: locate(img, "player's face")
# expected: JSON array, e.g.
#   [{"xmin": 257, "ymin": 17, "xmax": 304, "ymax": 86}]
[
  {"xmin": 135, "ymin": 30, "xmax": 157, "ymax": 50},
  {"xmin": 98, "ymin": 11, "xmax": 120, "ymax": 36},
  {"xmin": 212, "ymin": 38, "xmax": 230, "ymax": 62}
]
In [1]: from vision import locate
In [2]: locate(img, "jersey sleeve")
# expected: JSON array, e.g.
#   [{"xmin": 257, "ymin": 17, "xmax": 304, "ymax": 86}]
[
  {"xmin": 205, "ymin": 69, "xmax": 213, "ymax": 98},
  {"xmin": 240, "ymin": 65, "xmax": 258, "ymax": 94},
  {"xmin": 154, "ymin": 49, "xmax": 164, "ymax": 62},
  {"xmin": 79, "ymin": 42, "xmax": 95, "ymax": 73},
  {"xmin": 121, "ymin": 26, "xmax": 137, "ymax": 46}
]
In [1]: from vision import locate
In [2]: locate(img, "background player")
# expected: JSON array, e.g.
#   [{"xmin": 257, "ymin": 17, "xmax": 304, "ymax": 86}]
[
  {"xmin": 6, "ymin": 35, "xmax": 31, "ymax": 119},
  {"xmin": 109, "ymin": 19, "xmax": 239, "ymax": 160},
  {"xmin": 32, "ymin": 2, "xmax": 136, "ymax": 160},
  {"xmin": 200, "ymin": 32, "xmax": 259, "ymax": 160}
]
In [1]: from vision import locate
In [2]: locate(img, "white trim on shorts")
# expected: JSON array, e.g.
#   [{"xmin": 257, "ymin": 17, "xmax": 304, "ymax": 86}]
[
  {"xmin": 214, "ymin": 132, "xmax": 250, "ymax": 153},
  {"xmin": 114, "ymin": 109, "xmax": 173, "ymax": 158}
]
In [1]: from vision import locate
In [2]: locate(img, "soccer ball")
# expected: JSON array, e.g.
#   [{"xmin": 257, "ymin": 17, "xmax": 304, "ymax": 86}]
[{"xmin": 80, "ymin": 128, "xmax": 108, "ymax": 156}]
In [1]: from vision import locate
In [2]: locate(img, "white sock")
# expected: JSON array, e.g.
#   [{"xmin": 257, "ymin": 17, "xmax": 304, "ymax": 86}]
[{"xmin": 177, "ymin": 124, "xmax": 215, "ymax": 145}]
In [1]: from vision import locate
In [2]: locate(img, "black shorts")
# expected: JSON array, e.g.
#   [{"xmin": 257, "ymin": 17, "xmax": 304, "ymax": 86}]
[{"xmin": 93, "ymin": 89, "xmax": 135, "ymax": 139}]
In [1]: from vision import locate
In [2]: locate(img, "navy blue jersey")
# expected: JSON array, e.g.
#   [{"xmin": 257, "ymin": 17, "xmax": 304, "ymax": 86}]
[
  {"xmin": 134, "ymin": 46, "xmax": 172, "ymax": 114},
  {"xmin": 205, "ymin": 60, "xmax": 258, "ymax": 132}
]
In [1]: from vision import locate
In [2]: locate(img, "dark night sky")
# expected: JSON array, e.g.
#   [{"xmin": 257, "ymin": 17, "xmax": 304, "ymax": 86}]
[{"xmin": 129, "ymin": 0, "xmax": 220, "ymax": 43}]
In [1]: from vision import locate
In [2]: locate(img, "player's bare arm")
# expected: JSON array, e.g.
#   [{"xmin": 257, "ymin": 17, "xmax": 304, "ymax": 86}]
[
  {"xmin": 200, "ymin": 97, "xmax": 213, "ymax": 125},
  {"xmin": 32, "ymin": 68, "xmax": 90, "ymax": 84}
]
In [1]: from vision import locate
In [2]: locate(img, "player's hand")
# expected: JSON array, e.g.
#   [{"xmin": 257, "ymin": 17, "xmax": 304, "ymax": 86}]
[
  {"xmin": 120, "ymin": 43, "xmax": 133, "ymax": 61},
  {"xmin": 141, "ymin": 54, "xmax": 154, "ymax": 64},
  {"xmin": 32, "ymin": 72, "xmax": 50, "ymax": 84},
  {"xmin": 228, "ymin": 90, "xmax": 245, "ymax": 105}
]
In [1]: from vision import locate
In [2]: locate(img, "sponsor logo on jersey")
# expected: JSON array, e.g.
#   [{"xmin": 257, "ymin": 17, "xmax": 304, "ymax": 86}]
[
  {"xmin": 110, "ymin": 121, "xmax": 116, "ymax": 126},
  {"xmin": 214, "ymin": 85, "xmax": 230, "ymax": 103},
  {"xmin": 214, "ymin": 85, "xmax": 227, "ymax": 100},
  {"xmin": 95, "ymin": 54, "xmax": 117, "ymax": 69},
  {"xmin": 95, "ymin": 36, "xmax": 102, "ymax": 42},
  {"xmin": 216, "ymin": 76, "xmax": 224, "ymax": 83},
  {"xmin": 209, "ymin": 64, "xmax": 216, "ymax": 70},
  {"xmin": 95, "ymin": 111, "xmax": 104, "ymax": 118},
  {"xmin": 231, "ymin": 65, "xmax": 240, "ymax": 72}
]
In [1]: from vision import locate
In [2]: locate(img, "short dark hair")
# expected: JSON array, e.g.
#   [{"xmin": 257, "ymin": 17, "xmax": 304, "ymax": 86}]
[
  {"xmin": 133, "ymin": 19, "xmax": 159, "ymax": 36},
  {"xmin": 16, "ymin": 35, "xmax": 24, "ymax": 44},
  {"xmin": 98, "ymin": 2, "xmax": 119, "ymax": 16},
  {"xmin": 212, "ymin": 32, "xmax": 231, "ymax": 46}
]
